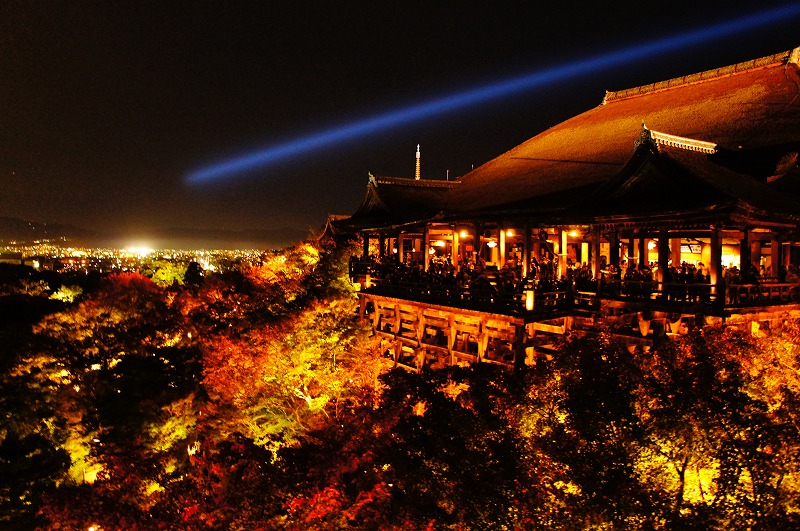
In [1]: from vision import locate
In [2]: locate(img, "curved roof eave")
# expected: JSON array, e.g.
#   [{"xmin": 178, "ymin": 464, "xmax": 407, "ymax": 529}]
[{"xmin": 448, "ymin": 46, "xmax": 800, "ymax": 212}]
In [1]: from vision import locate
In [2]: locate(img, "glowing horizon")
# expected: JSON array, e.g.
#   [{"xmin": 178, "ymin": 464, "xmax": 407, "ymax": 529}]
[{"xmin": 186, "ymin": 4, "xmax": 800, "ymax": 185}]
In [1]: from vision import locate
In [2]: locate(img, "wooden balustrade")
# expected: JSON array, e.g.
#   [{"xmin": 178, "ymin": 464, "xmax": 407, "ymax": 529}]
[{"xmin": 351, "ymin": 259, "xmax": 799, "ymax": 314}]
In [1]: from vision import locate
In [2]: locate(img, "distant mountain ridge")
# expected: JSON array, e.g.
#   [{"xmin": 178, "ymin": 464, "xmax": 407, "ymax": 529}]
[
  {"xmin": 0, "ymin": 216, "xmax": 307, "ymax": 250},
  {"xmin": 0, "ymin": 216, "xmax": 99, "ymax": 244}
]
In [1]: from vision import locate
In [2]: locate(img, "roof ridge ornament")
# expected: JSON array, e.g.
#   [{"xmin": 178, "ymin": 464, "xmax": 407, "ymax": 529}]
[
  {"xmin": 604, "ymin": 47, "xmax": 797, "ymax": 104},
  {"xmin": 790, "ymin": 45, "xmax": 800, "ymax": 65},
  {"xmin": 637, "ymin": 125, "xmax": 717, "ymax": 154}
]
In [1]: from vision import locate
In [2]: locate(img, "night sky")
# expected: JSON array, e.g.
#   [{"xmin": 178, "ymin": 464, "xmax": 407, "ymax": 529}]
[{"xmin": 2, "ymin": 1, "xmax": 800, "ymax": 247}]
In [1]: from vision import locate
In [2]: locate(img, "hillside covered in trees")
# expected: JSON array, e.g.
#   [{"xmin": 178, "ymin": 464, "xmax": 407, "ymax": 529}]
[{"xmin": 2, "ymin": 237, "xmax": 800, "ymax": 530}]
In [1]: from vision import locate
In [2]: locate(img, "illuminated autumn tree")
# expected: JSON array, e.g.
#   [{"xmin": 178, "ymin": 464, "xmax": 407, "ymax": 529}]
[
  {"xmin": 524, "ymin": 324, "xmax": 800, "ymax": 529},
  {"xmin": 275, "ymin": 366, "xmax": 534, "ymax": 530},
  {"xmin": 50, "ymin": 284, "xmax": 83, "ymax": 303},
  {"xmin": 200, "ymin": 296, "xmax": 385, "ymax": 453},
  {"xmin": 0, "ymin": 265, "xmax": 76, "ymax": 526},
  {"xmin": 142, "ymin": 259, "xmax": 188, "ymax": 287},
  {"xmin": 0, "ymin": 358, "xmax": 71, "ymax": 528},
  {"xmin": 25, "ymin": 272, "xmax": 204, "ymax": 527}
]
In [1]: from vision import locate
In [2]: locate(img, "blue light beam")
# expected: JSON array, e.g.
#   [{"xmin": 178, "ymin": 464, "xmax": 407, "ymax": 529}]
[{"xmin": 186, "ymin": 4, "xmax": 800, "ymax": 185}]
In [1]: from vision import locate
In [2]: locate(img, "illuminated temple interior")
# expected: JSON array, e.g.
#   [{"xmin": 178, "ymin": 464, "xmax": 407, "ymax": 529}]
[{"xmin": 334, "ymin": 45, "xmax": 800, "ymax": 371}]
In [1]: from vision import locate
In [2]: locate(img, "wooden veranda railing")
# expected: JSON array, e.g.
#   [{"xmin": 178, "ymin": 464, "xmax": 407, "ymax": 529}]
[
  {"xmin": 598, "ymin": 279, "xmax": 798, "ymax": 307},
  {"xmin": 350, "ymin": 259, "xmax": 799, "ymax": 314},
  {"xmin": 360, "ymin": 276, "xmax": 569, "ymax": 314}
]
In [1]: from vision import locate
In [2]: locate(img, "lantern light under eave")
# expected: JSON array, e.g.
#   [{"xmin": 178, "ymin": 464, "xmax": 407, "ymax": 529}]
[{"xmin": 525, "ymin": 289, "xmax": 535, "ymax": 311}]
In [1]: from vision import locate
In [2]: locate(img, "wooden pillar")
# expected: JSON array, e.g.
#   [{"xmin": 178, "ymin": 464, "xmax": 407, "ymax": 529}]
[
  {"xmin": 658, "ymin": 230, "xmax": 670, "ymax": 283},
  {"xmin": 499, "ymin": 226, "xmax": 506, "ymax": 268},
  {"xmin": 771, "ymin": 234, "xmax": 780, "ymax": 277},
  {"xmin": 609, "ymin": 231, "xmax": 619, "ymax": 267},
  {"xmin": 751, "ymin": 240, "xmax": 762, "ymax": 270},
  {"xmin": 627, "ymin": 234, "xmax": 635, "ymax": 266},
  {"xmin": 513, "ymin": 324, "xmax": 526, "ymax": 372},
  {"xmin": 710, "ymin": 227, "xmax": 723, "ymax": 300},
  {"xmin": 638, "ymin": 232, "xmax": 647, "ymax": 267},
  {"xmin": 452, "ymin": 227, "xmax": 460, "ymax": 270},
  {"xmin": 591, "ymin": 227, "xmax": 602, "ymax": 279},
  {"xmin": 398, "ymin": 234, "xmax": 405, "ymax": 263},
  {"xmin": 363, "ymin": 233, "xmax": 370, "ymax": 259},
  {"xmin": 559, "ymin": 229, "xmax": 568, "ymax": 279},
  {"xmin": 671, "ymin": 237, "xmax": 682, "ymax": 266},
  {"xmin": 379, "ymin": 234, "xmax": 386, "ymax": 258},
  {"xmin": 423, "ymin": 225, "xmax": 430, "ymax": 271},
  {"xmin": 475, "ymin": 222, "xmax": 482, "ymax": 266},
  {"xmin": 740, "ymin": 228, "xmax": 751, "ymax": 271},
  {"xmin": 523, "ymin": 224, "xmax": 531, "ymax": 277}
]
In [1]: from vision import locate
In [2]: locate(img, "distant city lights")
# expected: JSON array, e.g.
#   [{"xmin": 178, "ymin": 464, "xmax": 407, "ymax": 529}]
[{"xmin": 124, "ymin": 246, "xmax": 155, "ymax": 258}]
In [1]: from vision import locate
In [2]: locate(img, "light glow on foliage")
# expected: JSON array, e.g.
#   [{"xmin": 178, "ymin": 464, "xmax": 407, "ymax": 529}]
[
  {"xmin": 51, "ymin": 284, "xmax": 83, "ymax": 303},
  {"xmin": 144, "ymin": 480, "xmax": 163, "ymax": 496},
  {"xmin": 147, "ymin": 394, "xmax": 199, "ymax": 454},
  {"xmin": 439, "ymin": 381, "xmax": 469, "ymax": 400},
  {"xmin": 553, "ymin": 480, "xmax": 582, "ymax": 496}
]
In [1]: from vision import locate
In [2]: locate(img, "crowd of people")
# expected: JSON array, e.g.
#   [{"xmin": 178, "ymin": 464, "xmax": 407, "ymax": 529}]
[{"xmin": 350, "ymin": 253, "xmax": 800, "ymax": 310}]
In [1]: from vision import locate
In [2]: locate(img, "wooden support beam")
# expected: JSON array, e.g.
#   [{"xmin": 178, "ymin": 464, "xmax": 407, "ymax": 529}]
[
  {"xmin": 513, "ymin": 324, "xmax": 525, "ymax": 371},
  {"xmin": 523, "ymin": 223, "xmax": 532, "ymax": 277},
  {"xmin": 741, "ymin": 227, "xmax": 751, "ymax": 271},
  {"xmin": 658, "ymin": 230, "xmax": 670, "ymax": 283},
  {"xmin": 392, "ymin": 305, "xmax": 400, "ymax": 335},
  {"xmin": 423, "ymin": 225, "xmax": 430, "ymax": 271},
  {"xmin": 638, "ymin": 232, "xmax": 647, "ymax": 267},
  {"xmin": 452, "ymin": 228, "xmax": 460, "ymax": 270},
  {"xmin": 448, "ymin": 314, "xmax": 456, "ymax": 366},
  {"xmin": 609, "ymin": 231, "xmax": 619, "ymax": 267},
  {"xmin": 559, "ymin": 229, "xmax": 568, "ymax": 279},
  {"xmin": 499, "ymin": 226, "xmax": 506, "ymax": 268},
  {"xmin": 591, "ymin": 227, "xmax": 601, "ymax": 279},
  {"xmin": 710, "ymin": 227, "xmax": 723, "ymax": 301},
  {"xmin": 477, "ymin": 319, "xmax": 488, "ymax": 362},
  {"xmin": 771, "ymin": 235, "xmax": 781, "ymax": 277},
  {"xmin": 671, "ymin": 237, "xmax": 681, "ymax": 266}
]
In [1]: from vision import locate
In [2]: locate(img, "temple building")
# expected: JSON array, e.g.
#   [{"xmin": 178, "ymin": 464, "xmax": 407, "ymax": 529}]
[{"xmin": 335, "ymin": 46, "xmax": 800, "ymax": 371}]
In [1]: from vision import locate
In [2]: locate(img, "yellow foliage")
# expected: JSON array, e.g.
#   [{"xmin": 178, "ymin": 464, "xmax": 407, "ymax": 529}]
[
  {"xmin": 50, "ymin": 284, "xmax": 83, "ymax": 303},
  {"xmin": 553, "ymin": 480, "xmax": 582, "ymax": 496},
  {"xmin": 439, "ymin": 380, "xmax": 469, "ymax": 401},
  {"xmin": 144, "ymin": 480, "xmax": 163, "ymax": 496},
  {"xmin": 146, "ymin": 394, "xmax": 198, "ymax": 454},
  {"xmin": 200, "ymin": 294, "xmax": 385, "ymax": 450},
  {"xmin": 63, "ymin": 428, "xmax": 98, "ymax": 483}
]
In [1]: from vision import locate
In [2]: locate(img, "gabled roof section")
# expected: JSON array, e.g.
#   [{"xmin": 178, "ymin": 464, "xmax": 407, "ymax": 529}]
[
  {"xmin": 449, "ymin": 45, "xmax": 800, "ymax": 213},
  {"xmin": 646, "ymin": 128, "xmax": 717, "ymax": 154},
  {"xmin": 584, "ymin": 131, "xmax": 726, "ymax": 220},
  {"xmin": 338, "ymin": 174, "xmax": 458, "ymax": 231},
  {"xmin": 584, "ymin": 128, "xmax": 800, "ymax": 226}
]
